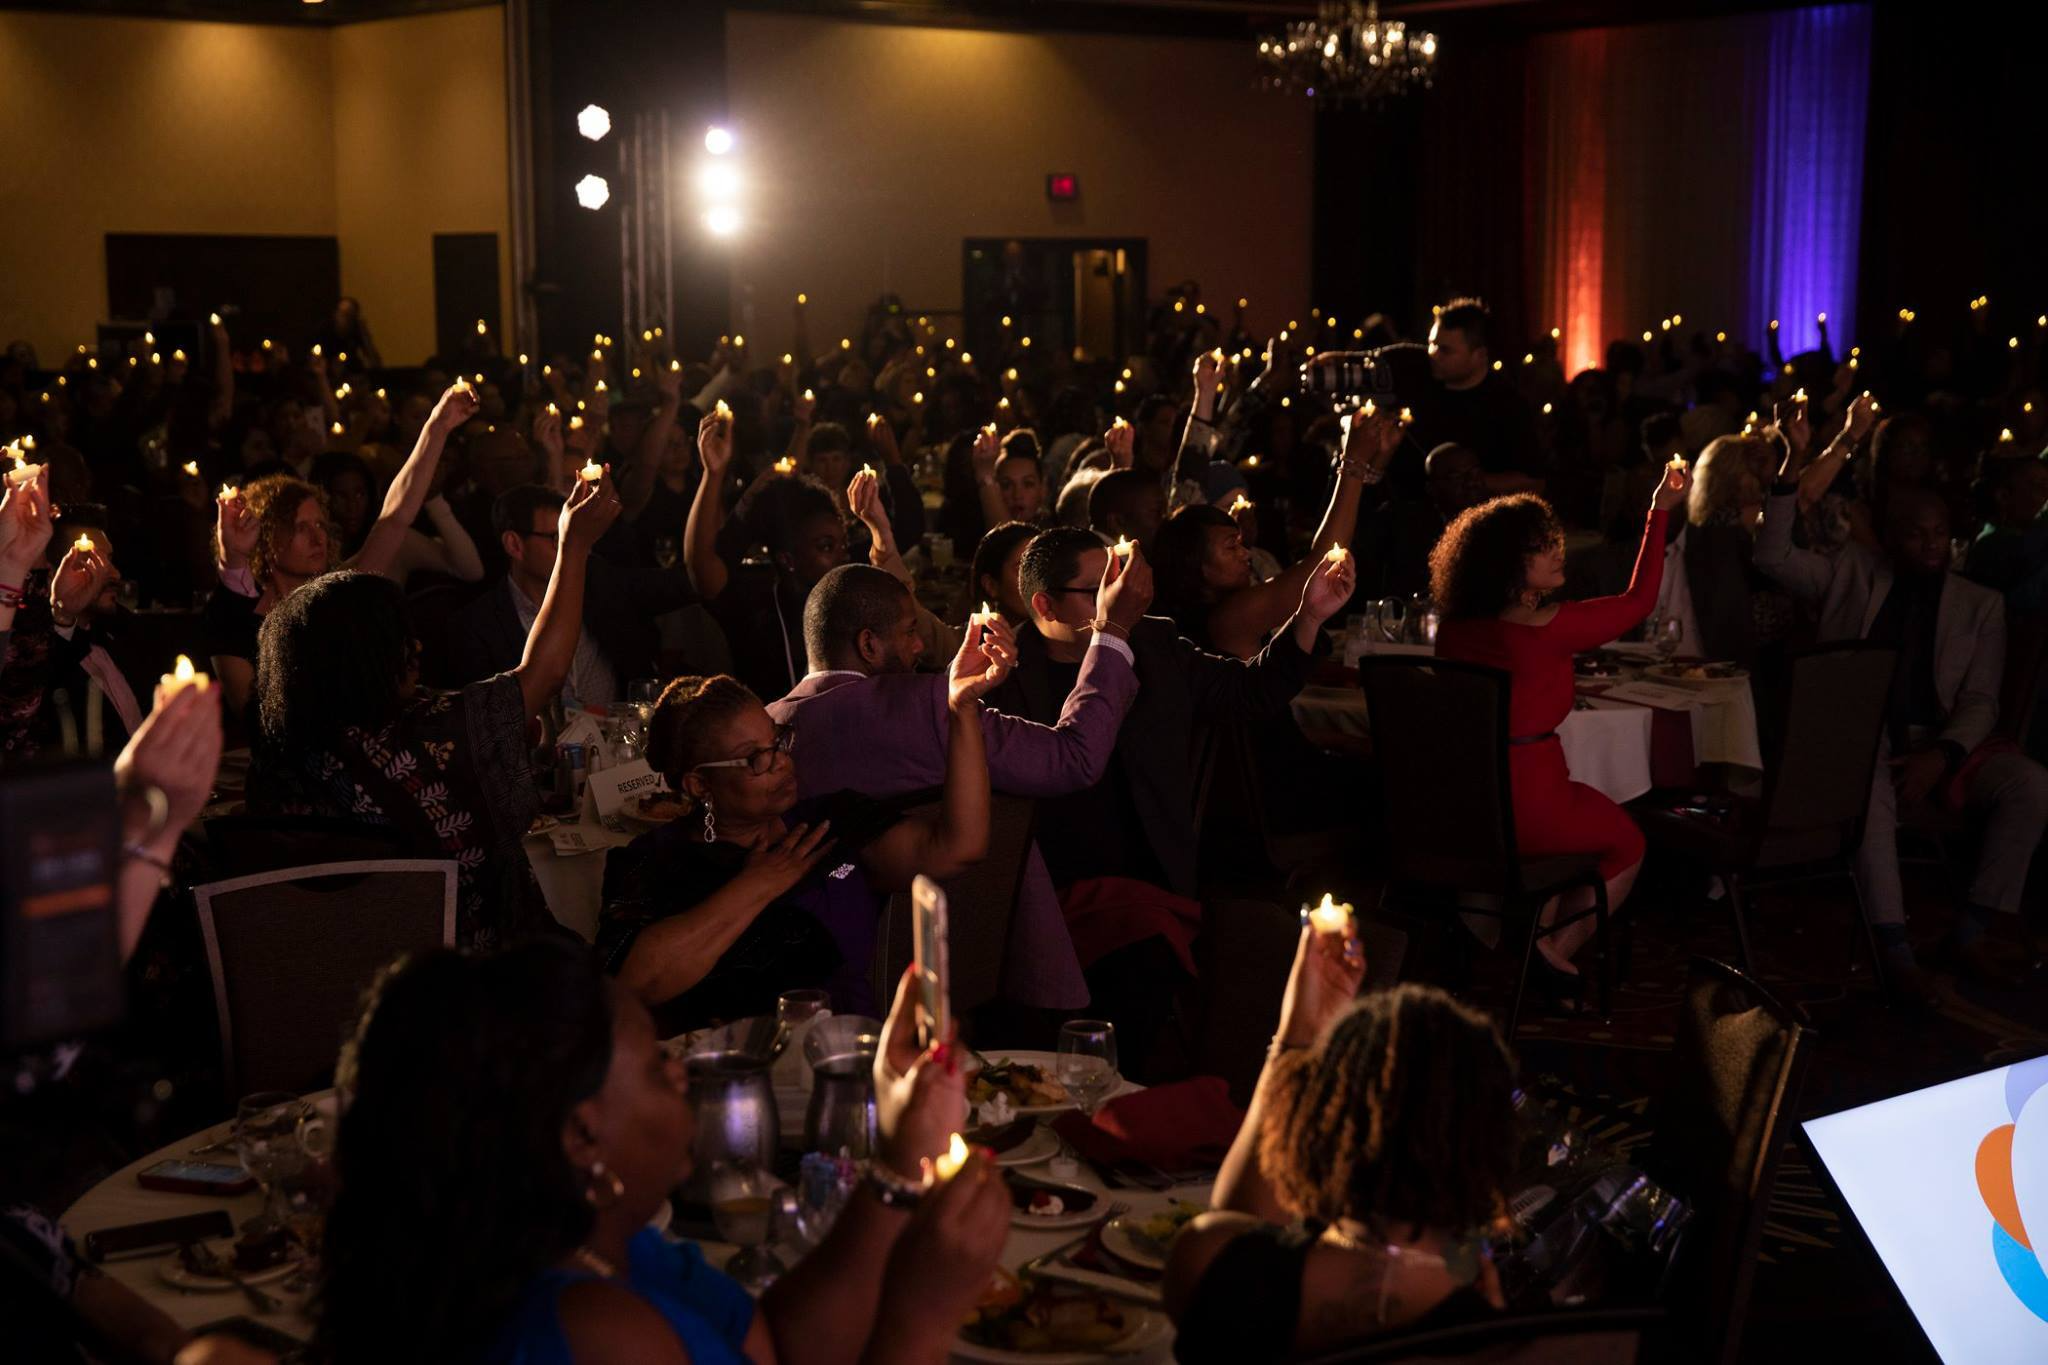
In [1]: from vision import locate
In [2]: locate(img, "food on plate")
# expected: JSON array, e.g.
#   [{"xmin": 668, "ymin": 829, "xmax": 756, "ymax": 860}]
[
  {"xmin": 964, "ymin": 1271, "xmax": 1135, "ymax": 1353},
  {"xmin": 968, "ymin": 1054, "xmax": 1069, "ymax": 1109},
  {"xmin": 634, "ymin": 791, "xmax": 688, "ymax": 822},
  {"xmin": 1652, "ymin": 661, "xmax": 1744, "ymax": 681},
  {"xmin": 179, "ymin": 1224, "xmax": 296, "ymax": 1279},
  {"xmin": 1003, "ymin": 1175, "xmax": 1095, "ymax": 1219},
  {"xmin": 1133, "ymin": 1200, "xmax": 1204, "ymax": 1252},
  {"xmin": 963, "ymin": 1115, "xmax": 1037, "ymax": 1155}
]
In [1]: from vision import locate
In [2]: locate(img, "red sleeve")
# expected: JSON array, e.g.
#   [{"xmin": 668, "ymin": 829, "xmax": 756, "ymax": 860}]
[{"xmin": 1547, "ymin": 509, "xmax": 1669, "ymax": 653}]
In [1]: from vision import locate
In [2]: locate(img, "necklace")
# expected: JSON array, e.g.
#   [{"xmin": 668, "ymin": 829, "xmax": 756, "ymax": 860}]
[{"xmin": 571, "ymin": 1246, "xmax": 620, "ymax": 1279}]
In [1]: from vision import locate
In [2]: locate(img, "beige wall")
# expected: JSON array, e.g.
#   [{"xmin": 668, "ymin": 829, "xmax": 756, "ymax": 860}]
[
  {"xmin": 333, "ymin": 7, "xmax": 511, "ymax": 366},
  {"xmin": 723, "ymin": 12, "xmax": 1314, "ymax": 356},
  {"xmin": 0, "ymin": 13, "xmax": 336, "ymax": 361},
  {"xmin": 0, "ymin": 7, "xmax": 507, "ymax": 366}
]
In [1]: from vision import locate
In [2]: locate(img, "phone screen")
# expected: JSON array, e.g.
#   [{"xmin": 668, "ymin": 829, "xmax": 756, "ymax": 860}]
[{"xmin": 910, "ymin": 875, "xmax": 950, "ymax": 1049}]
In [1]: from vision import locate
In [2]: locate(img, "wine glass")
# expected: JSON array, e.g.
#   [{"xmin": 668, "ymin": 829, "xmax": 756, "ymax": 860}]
[
  {"xmin": 1055, "ymin": 1020, "xmax": 1120, "ymax": 1116},
  {"xmin": 711, "ymin": 1159, "xmax": 785, "ymax": 1291},
  {"xmin": 233, "ymin": 1091, "xmax": 305, "ymax": 1229},
  {"xmin": 1653, "ymin": 614, "xmax": 1684, "ymax": 664},
  {"xmin": 1378, "ymin": 597, "xmax": 1408, "ymax": 644}
]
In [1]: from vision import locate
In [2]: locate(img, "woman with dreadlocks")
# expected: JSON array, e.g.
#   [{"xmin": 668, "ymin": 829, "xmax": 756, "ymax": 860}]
[{"xmin": 1162, "ymin": 926, "xmax": 1518, "ymax": 1359}]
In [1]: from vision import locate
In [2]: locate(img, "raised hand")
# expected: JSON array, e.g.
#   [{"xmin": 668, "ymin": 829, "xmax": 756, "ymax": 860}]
[
  {"xmin": 970, "ymin": 423, "xmax": 1000, "ymax": 482},
  {"xmin": 1773, "ymin": 395, "xmax": 1811, "ymax": 459},
  {"xmin": 793, "ymin": 388, "xmax": 818, "ymax": 425},
  {"xmin": 119, "ymin": 677, "xmax": 224, "ymax": 840},
  {"xmin": 875, "ymin": 964, "xmax": 967, "ymax": 1178},
  {"xmin": 1193, "ymin": 347, "xmax": 1223, "ymax": 396},
  {"xmin": 655, "ymin": 358, "xmax": 684, "ymax": 403},
  {"xmin": 948, "ymin": 615, "xmax": 1017, "ymax": 710},
  {"xmin": 697, "ymin": 409, "xmax": 734, "ymax": 480},
  {"xmin": 1842, "ymin": 390, "xmax": 1880, "ymax": 446},
  {"xmin": 0, "ymin": 475, "xmax": 53, "ymax": 580},
  {"xmin": 216, "ymin": 490, "xmax": 259, "ymax": 569},
  {"xmin": 1098, "ymin": 538, "xmax": 1153, "ymax": 630},
  {"xmin": 1298, "ymin": 546, "xmax": 1358, "ymax": 626},
  {"xmin": 867, "ymin": 411, "xmax": 903, "ymax": 466},
  {"xmin": 558, "ymin": 468, "xmax": 621, "ymax": 551},
  {"xmin": 847, "ymin": 467, "xmax": 884, "ymax": 528},
  {"xmin": 884, "ymin": 1148, "xmax": 1010, "ymax": 1339},
  {"xmin": 1652, "ymin": 461, "xmax": 1692, "ymax": 513},
  {"xmin": 1104, "ymin": 419, "xmax": 1135, "ymax": 470},
  {"xmin": 1275, "ymin": 921, "xmax": 1368, "ymax": 1048},
  {"xmin": 426, "ymin": 381, "xmax": 480, "ymax": 439},
  {"xmin": 50, "ymin": 540, "xmax": 114, "ymax": 620}
]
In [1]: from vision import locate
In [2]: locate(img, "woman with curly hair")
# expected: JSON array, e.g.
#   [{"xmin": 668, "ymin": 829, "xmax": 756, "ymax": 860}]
[
  {"xmin": 318, "ymin": 938, "xmax": 1009, "ymax": 1365},
  {"xmin": 1165, "ymin": 926, "xmax": 1517, "ymax": 1359},
  {"xmin": 204, "ymin": 381, "xmax": 478, "ymax": 714},
  {"xmin": 1428, "ymin": 463, "xmax": 1690, "ymax": 997}
]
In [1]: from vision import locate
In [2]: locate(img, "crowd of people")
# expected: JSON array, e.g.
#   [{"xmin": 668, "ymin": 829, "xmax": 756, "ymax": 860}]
[{"xmin": 1, "ymin": 272, "xmax": 2044, "ymax": 1361}]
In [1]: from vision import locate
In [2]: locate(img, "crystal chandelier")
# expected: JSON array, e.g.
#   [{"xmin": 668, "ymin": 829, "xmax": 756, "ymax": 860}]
[{"xmin": 1256, "ymin": 1, "xmax": 1439, "ymax": 107}]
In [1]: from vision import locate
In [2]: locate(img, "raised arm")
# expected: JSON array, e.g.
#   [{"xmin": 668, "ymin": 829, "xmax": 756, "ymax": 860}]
[
  {"xmin": 1547, "ymin": 465, "xmax": 1687, "ymax": 653},
  {"xmin": 1755, "ymin": 466, "xmax": 1840, "ymax": 609},
  {"xmin": 860, "ymin": 622, "xmax": 1006, "ymax": 888},
  {"xmin": 620, "ymin": 362, "xmax": 684, "ymax": 522},
  {"xmin": 1796, "ymin": 391, "xmax": 1877, "ymax": 513},
  {"xmin": 1206, "ymin": 406, "xmax": 1389, "ymax": 658},
  {"xmin": 511, "ymin": 472, "xmax": 620, "ymax": 718},
  {"xmin": 684, "ymin": 407, "xmax": 736, "ymax": 601},
  {"xmin": 967, "ymin": 424, "xmax": 1010, "ymax": 532},
  {"xmin": 350, "ymin": 382, "xmax": 476, "ymax": 577},
  {"xmin": 404, "ymin": 497, "xmax": 486, "ymax": 583},
  {"xmin": 1183, "ymin": 547, "xmax": 1356, "ymax": 720}
]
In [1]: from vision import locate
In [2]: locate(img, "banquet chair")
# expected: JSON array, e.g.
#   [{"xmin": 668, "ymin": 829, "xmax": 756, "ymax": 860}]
[
  {"xmin": 1295, "ymin": 1306, "xmax": 1659, "ymax": 1363},
  {"xmin": 872, "ymin": 796, "xmax": 1035, "ymax": 1017},
  {"xmin": 195, "ymin": 859, "xmax": 458, "ymax": 1097},
  {"xmin": 1359, "ymin": 657, "xmax": 1611, "ymax": 1039},
  {"xmin": 1636, "ymin": 643, "xmax": 1897, "ymax": 989},
  {"xmin": 202, "ymin": 813, "xmax": 410, "ymax": 879},
  {"xmin": 1640, "ymin": 957, "xmax": 1815, "ymax": 1365}
]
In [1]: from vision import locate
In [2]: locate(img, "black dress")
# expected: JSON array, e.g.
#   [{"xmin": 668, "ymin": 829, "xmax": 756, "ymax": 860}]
[{"xmin": 597, "ymin": 791, "xmax": 904, "ymax": 1035}]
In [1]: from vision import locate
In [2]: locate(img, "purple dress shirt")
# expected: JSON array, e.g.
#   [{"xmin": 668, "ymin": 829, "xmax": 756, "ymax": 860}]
[{"xmin": 765, "ymin": 636, "xmax": 1139, "ymax": 1007}]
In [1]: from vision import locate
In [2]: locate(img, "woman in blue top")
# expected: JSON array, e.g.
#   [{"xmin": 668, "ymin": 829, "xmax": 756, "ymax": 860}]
[{"xmin": 316, "ymin": 940, "xmax": 1009, "ymax": 1364}]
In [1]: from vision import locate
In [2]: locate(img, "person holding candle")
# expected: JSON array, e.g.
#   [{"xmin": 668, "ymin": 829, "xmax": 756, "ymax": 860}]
[
  {"xmin": 319, "ymin": 938, "xmax": 1007, "ymax": 1365},
  {"xmin": 1430, "ymin": 459, "xmax": 1692, "ymax": 1001},
  {"xmin": 204, "ymin": 381, "xmax": 479, "ymax": 716},
  {"xmin": 312, "ymin": 450, "xmax": 485, "ymax": 590},
  {"xmin": 600, "ymin": 603, "xmax": 1001, "ymax": 1026},
  {"xmin": 967, "ymin": 520, "xmax": 1040, "ymax": 624},
  {"xmin": 248, "ymin": 473, "xmax": 621, "ymax": 947}
]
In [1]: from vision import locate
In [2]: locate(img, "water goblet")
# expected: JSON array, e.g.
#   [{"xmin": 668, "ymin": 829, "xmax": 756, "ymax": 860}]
[
  {"xmin": 711, "ymin": 1159, "xmax": 785, "ymax": 1291},
  {"xmin": 1055, "ymin": 1020, "xmax": 1120, "ymax": 1116},
  {"xmin": 233, "ymin": 1091, "xmax": 305, "ymax": 1230}
]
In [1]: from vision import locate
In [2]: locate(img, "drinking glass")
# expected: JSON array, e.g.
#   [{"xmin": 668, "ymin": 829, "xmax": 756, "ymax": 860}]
[
  {"xmin": 1654, "ymin": 614, "xmax": 1684, "ymax": 663},
  {"xmin": 1377, "ymin": 596, "xmax": 1408, "ymax": 643},
  {"xmin": 627, "ymin": 678, "xmax": 661, "ymax": 709},
  {"xmin": 233, "ymin": 1091, "xmax": 306, "ymax": 1228},
  {"xmin": 1055, "ymin": 1020, "xmax": 1120, "ymax": 1116},
  {"xmin": 710, "ymin": 1159, "xmax": 785, "ymax": 1291}
]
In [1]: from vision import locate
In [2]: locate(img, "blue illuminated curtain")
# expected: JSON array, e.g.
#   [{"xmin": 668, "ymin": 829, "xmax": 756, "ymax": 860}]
[{"xmin": 1747, "ymin": 4, "xmax": 1872, "ymax": 358}]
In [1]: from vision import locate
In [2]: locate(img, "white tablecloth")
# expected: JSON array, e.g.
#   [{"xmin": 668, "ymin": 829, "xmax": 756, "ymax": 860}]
[
  {"xmin": 523, "ymin": 821, "xmax": 638, "ymax": 942},
  {"xmin": 1291, "ymin": 686, "xmax": 1659, "ymax": 804}
]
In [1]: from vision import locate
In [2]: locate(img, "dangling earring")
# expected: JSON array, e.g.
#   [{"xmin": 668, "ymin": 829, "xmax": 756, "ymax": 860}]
[
  {"xmin": 702, "ymin": 796, "xmax": 716, "ymax": 843},
  {"xmin": 583, "ymin": 1160, "xmax": 625, "ymax": 1209}
]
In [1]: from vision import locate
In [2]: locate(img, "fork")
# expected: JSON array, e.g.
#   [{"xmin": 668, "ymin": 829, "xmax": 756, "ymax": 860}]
[{"xmin": 180, "ymin": 1241, "xmax": 283, "ymax": 1314}]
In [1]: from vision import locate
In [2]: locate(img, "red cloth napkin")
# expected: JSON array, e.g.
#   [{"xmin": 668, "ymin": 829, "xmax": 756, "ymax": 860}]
[
  {"xmin": 1058, "ymin": 876, "xmax": 1202, "ymax": 977},
  {"xmin": 1052, "ymin": 1076, "xmax": 1244, "ymax": 1171},
  {"xmin": 1646, "ymin": 707, "xmax": 1698, "ymax": 788}
]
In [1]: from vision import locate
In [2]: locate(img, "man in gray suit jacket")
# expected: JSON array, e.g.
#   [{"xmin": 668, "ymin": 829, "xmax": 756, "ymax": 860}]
[
  {"xmin": 765, "ymin": 562, "xmax": 1145, "ymax": 1010},
  {"xmin": 1756, "ymin": 482, "xmax": 2048, "ymax": 993}
]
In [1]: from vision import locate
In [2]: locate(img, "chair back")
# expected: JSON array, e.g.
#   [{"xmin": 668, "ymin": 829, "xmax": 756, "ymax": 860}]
[
  {"xmin": 203, "ymin": 814, "xmax": 411, "ymax": 879},
  {"xmin": 195, "ymin": 859, "xmax": 458, "ymax": 1097},
  {"xmin": 1359, "ymin": 658, "xmax": 1520, "ymax": 890},
  {"xmin": 1644, "ymin": 957, "xmax": 1815, "ymax": 1365},
  {"xmin": 873, "ymin": 796, "xmax": 1035, "ymax": 1015},
  {"xmin": 1757, "ymin": 643, "xmax": 1897, "ymax": 843}
]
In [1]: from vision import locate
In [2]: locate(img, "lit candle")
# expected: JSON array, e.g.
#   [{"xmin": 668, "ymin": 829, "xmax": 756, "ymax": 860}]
[
  {"xmin": 715, "ymin": 399, "xmax": 732, "ymax": 419},
  {"xmin": 866, "ymin": 414, "xmax": 882, "ymax": 431},
  {"xmin": 1305, "ymin": 894, "xmax": 1353, "ymax": 936},
  {"xmin": 475, "ymin": 319, "xmax": 487, "ymax": 335},
  {"xmin": 1542, "ymin": 402, "xmax": 1554, "ymax": 414},
  {"xmin": 1020, "ymin": 337, "xmax": 1032, "ymax": 348},
  {"xmin": 861, "ymin": 463, "xmax": 876, "ymax": 476},
  {"xmin": 797, "ymin": 292, "xmax": 808, "ymax": 305},
  {"xmin": 172, "ymin": 349, "xmax": 187, "ymax": 364},
  {"xmin": 1229, "ymin": 494, "xmax": 1254, "ymax": 515},
  {"xmin": 330, "ymin": 421, "xmax": 344, "ymax": 436},
  {"xmin": 733, "ymin": 334, "xmax": 745, "ymax": 347},
  {"xmin": 73, "ymin": 533, "xmax": 94, "ymax": 553},
  {"xmin": 262, "ymin": 339, "xmax": 274, "ymax": 350},
  {"xmin": 1792, "ymin": 388, "xmax": 1807, "ymax": 404},
  {"xmin": 209, "ymin": 312, "xmax": 222, "ymax": 326},
  {"xmin": 782, "ymin": 353, "xmax": 794, "ymax": 366},
  {"xmin": 2001, "ymin": 428, "xmax": 2015, "ymax": 444},
  {"xmin": 932, "ymin": 1133, "xmax": 970, "ymax": 1183},
  {"xmin": 1111, "ymin": 416, "xmax": 1129, "ymax": 432},
  {"xmin": 961, "ymin": 352, "xmax": 974, "ymax": 366},
  {"xmin": 1245, "ymin": 454, "xmax": 1262, "ymax": 468},
  {"xmin": 997, "ymin": 397, "xmax": 1011, "ymax": 412},
  {"xmin": 1667, "ymin": 454, "xmax": 1688, "ymax": 474},
  {"xmin": 1398, "ymin": 407, "xmax": 1413, "ymax": 426},
  {"xmin": 1768, "ymin": 320, "xmax": 1778, "ymax": 332},
  {"xmin": 912, "ymin": 391, "xmax": 924, "ymax": 405},
  {"xmin": 1550, "ymin": 327, "xmax": 1562, "ymax": 340},
  {"xmin": 160, "ymin": 654, "xmax": 210, "ymax": 694},
  {"xmin": 311, "ymin": 343, "xmax": 322, "ymax": 357},
  {"xmin": 594, "ymin": 379, "xmax": 608, "ymax": 393},
  {"xmin": 579, "ymin": 459, "xmax": 604, "ymax": 482},
  {"xmin": 774, "ymin": 457, "xmax": 797, "ymax": 475},
  {"xmin": 802, "ymin": 388, "xmax": 815, "ymax": 403},
  {"xmin": 568, "ymin": 415, "xmax": 585, "ymax": 431},
  {"xmin": 1817, "ymin": 311, "xmax": 1827, "ymax": 324},
  {"xmin": 841, "ymin": 338, "xmax": 852, "ymax": 350},
  {"xmin": 973, "ymin": 600, "xmax": 1001, "ymax": 629},
  {"xmin": 1114, "ymin": 535, "xmax": 1132, "ymax": 560},
  {"xmin": 1362, "ymin": 398, "xmax": 1376, "ymax": 418},
  {"xmin": 181, "ymin": 460, "xmax": 199, "ymax": 477},
  {"xmin": 4, "ymin": 449, "xmax": 34, "ymax": 487},
  {"xmin": 983, "ymin": 423, "xmax": 998, "ymax": 439}
]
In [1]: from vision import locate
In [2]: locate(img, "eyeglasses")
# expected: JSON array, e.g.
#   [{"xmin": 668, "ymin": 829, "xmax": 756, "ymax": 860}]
[{"xmin": 693, "ymin": 724, "xmax": 795, "ymax": 776}]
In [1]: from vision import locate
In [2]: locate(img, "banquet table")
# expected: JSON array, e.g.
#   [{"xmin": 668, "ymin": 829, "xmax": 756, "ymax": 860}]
[
  {"xmin": 61, "ymin": 1092, "xmax": 1208, "ymax": 1363},
  {"xmin": 523, "ymin": 816, "xmax": 637, "ymax": 942}
]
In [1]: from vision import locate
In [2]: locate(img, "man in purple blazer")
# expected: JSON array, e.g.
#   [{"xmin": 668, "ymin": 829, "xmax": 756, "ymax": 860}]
[{"xmin": 766, "ymin": 561, "xmax": 1146, "ymax": 1008}]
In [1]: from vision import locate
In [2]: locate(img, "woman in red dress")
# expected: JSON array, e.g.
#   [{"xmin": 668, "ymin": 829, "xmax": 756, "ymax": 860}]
[{"xmin": 1430, "ymin": 463, "xmax": 1691, "ymax": 996}]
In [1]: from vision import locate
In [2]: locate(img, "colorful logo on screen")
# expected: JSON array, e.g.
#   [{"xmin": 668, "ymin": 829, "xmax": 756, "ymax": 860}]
[{"xmin": 1976, "ymin": 1056, "xmax": 2048, "ymax": 1323}]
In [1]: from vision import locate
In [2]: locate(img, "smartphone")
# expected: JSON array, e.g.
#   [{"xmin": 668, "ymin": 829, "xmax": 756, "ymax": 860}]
[
  {"xmin": 83, "ymin": 1209, "xmax": 235, "ymax": 1261},
  {"xmin": 136, "ymin": 1159, "xmax": 256, "ymax": 1196},
  {"xmin": 910, "ymin": 874, "xmax": 951, "ymax": 1050}
]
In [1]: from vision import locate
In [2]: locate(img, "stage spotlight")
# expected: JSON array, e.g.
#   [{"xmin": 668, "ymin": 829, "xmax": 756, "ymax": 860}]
[
  {"xmin": 575, "ymin": 174, "xmax": 610, "ymax": 210},
  {"xmin": 700, "ymin": 163, "xmax": 741, "ymax": 199},
  {"xmin": 705, "ymin": 126, "xmax": 735, "ymax": 155},
  {"xmin": 577, "ymin": 104, "xmax": 611, "ymax": 141},
  {"xmin": 705, "ymin": 204, "xmax": 742, "ymax": 236}
]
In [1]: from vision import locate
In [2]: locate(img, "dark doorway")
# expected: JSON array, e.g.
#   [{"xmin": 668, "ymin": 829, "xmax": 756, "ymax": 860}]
[
  {"xmin": 962, "ymin": 238, "xmax": 1148, "ymax": 365},
  {"xmin": 433, "ymin": 232, "xmax": 501, "ymax": 364}
]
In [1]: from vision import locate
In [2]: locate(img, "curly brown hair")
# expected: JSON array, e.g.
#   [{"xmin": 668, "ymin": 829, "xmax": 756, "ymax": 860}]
[
  {"xmin": 241, "ymin": 472, "xmax": 334, "ymax": 588},
  {"xmin": 1257, "ymin": 985, "xmax": 1517, "ymax": 1237},
  {"xmin": 647, "ymin": 674, "xmax": 760, "ymax": 790},
  {"xmin": 1427, "ymin": 494, "xmax": 1564, "ymax": 620}
]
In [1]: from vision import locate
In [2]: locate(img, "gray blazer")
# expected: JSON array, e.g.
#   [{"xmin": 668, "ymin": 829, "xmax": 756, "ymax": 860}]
[{"xmin": 1754, "ymin": 492, "xmax": 2005, "ymax": 752}]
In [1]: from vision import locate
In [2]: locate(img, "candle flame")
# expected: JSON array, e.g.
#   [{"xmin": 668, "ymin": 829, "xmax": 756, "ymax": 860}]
[
  {"xmin": 933, "ymin": 1132, "xmax": 971, "ymax": 1182},
  {"xmin": 182, "ymin": 460, "xmax": 199, "ymax": 476},
  {"xmin": 1230, "ymin": 494, "xmax": 1253, "ymax": 515},
  {"xmin": 579, "ymin": 460, "xmax": 604, "ymax": 481}
]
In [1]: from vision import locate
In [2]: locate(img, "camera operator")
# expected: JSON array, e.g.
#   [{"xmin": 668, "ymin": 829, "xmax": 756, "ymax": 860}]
[{"xmin": 1411, "ymin": 298, "xmax": 1544, "ymax": 498}]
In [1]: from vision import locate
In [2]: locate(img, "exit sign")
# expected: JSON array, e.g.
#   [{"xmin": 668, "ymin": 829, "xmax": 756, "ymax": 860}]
[{"xmin": 1046, "ymin": 173, "xmax": 1079, "ymax": 201}]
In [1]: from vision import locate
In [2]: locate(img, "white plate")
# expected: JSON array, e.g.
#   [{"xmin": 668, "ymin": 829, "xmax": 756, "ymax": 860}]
[
  {"xmin": 1644, "ymin": 663, "xmax": 1749, "ymax": 686},
  {"xmin": 1008, "ymin": 1177, "xmax": 1107, "ymax": 1230},
  {"xmin": 953, "ymin": 1307, "xmax": 1171, "ymax": 1363},
  {"xmin": 1098, "ymin": 1214, "xmax": 1172, "ymax": 1272},
  {"xmin": 154, "ymin": 1242, "xmax": 303, "ymax": 1293},
  {"xmin": 969, "ymin": 1051, "xmax": 1136, "ymax": 1118},
  {"xmin": 992, "ymin": 1124, "xmax": 1060, "ymax": 1168}
]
